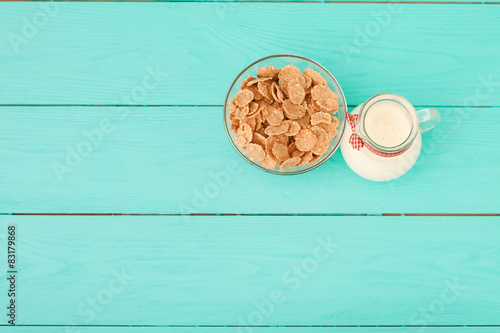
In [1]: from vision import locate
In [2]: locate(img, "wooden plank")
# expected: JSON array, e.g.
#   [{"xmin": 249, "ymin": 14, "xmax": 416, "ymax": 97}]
[
  {"xmin": 1, "ymin": 328, "xmax": 499, "ymax": 333},
  {"xmin": 0, "ymin": 3, "xmax": 499, "ymax": 105},
  {"xmin": 0, "ymin": 215, "xmax": 498, "ymax": 325},
  {"xmin": 3, "ymin": 0, "xmax": 486, "ymax": 2},
  {"xmin": 0, "ymin": 106, "xmax": 498, "ymax": 214}
]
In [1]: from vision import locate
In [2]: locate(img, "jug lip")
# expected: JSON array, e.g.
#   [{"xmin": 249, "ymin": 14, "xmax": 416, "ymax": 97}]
[{"xmin": 355, "ymin": 92, "xmax": 419, "ymax": 154}]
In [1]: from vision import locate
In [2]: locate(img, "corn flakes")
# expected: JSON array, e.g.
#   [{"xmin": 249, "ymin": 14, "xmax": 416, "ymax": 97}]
[{"xmin": 228, "ymin": 65, "xmax": 340, "ymax": 171}]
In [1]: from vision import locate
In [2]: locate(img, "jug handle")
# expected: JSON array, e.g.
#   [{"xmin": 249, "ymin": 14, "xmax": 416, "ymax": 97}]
[{"xmin": 416, "ymin": 108, "xmax": 441, "ymax": 133}]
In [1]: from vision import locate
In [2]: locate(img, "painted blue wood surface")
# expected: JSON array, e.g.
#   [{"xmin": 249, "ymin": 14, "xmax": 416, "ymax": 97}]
[
  {"xmin": 9, "ymin": 0, "xmax": 494, "ymax": 2},
  {"xmin": 0, "ymin": 0, "xmax": 499, "ymax": 331},
  {"xmin": 0, "ymin": 107, "xmax": 498, "ymax": 214},
  {"xmin": 0, "ymin": 3, "xmax": 499, "ymax": 106},
  {"xmin": 0, "ymin": 215, "xmax": 499, "ymax": 325},
  {"xmin": 2, "ymin": 329, "xmax": 499, "ymax": 333},
  {"xmin": 1, "ymin": 329, "xmax": 499, "ymax": 333}
]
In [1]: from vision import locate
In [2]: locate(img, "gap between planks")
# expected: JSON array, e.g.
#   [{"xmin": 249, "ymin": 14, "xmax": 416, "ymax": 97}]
[{"xmin": 0, "ymin": 105, "xmax": 496, "ymax": 108}]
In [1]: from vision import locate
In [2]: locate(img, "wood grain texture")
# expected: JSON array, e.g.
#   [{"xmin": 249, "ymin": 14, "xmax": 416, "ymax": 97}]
[
  {"xmin": 2, "ymin": 329, "xmax": 500, "ymax": 333},
  {"xmin": 1, "ymin": 328, "xmax": 499, "ymax": 332},
  {"xmin": 0, "ymin": 3, "xmax": 499, "ymax": 105},
  {"xmin": 1, "ymin": 0, "xmax": 489, "ymax": 2},
  {"xmin": 0, "ymin": 215, "xmax": 499, "ymax": 325},
  {"xmin": 0, "ymin": 106, "xmax": 498, "ymax": 214}
]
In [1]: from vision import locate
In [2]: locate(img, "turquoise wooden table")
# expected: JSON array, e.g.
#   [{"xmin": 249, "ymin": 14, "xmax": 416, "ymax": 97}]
[{"xmin": 1, "ymin": 0, "xmax": 499, "ymax": 332}]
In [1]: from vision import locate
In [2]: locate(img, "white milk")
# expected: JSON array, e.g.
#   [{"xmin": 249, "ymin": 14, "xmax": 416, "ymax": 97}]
[
  {"xmin": 363, "ymin": 101, "xmax": 412, "ymax": 148},
  {"xmin": 340, "ymin": 101, "xmax": 422, "ymax": 182}
]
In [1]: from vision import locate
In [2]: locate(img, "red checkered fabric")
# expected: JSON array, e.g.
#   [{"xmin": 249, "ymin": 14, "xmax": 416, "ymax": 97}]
[
  {"xmin": 345, "ymin": 111, "xmax": 364, "ymax": 150},
  {"xmin": 344, "ymin": 109, "xmax": 412, "ymax": 158},
  {"xmin": 364, "ymin": 143, "xmax": 411, "ymax": 157}
]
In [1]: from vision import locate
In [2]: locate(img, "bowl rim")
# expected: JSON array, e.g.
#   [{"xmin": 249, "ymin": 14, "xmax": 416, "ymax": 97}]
[{"xmin": 223, "ymin": 54, "xmax": 347, "ymax": 175}]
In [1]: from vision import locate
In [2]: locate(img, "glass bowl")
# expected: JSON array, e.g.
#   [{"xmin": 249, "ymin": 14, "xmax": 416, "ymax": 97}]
[{"xmin": 223, "ymin": 54, "xmax": 347, "ymax": 175}]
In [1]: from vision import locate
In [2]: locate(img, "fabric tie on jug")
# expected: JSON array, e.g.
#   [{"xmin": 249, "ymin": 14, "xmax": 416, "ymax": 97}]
[{"xmin": 344, "ymin": 109, "xmax": 411, "ymax": 158}]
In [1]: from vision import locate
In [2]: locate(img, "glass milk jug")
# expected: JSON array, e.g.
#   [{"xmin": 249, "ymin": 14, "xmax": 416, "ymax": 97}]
[{"xmin": 340, "ymin": 93, "xmax": 441, "ymax": 181}]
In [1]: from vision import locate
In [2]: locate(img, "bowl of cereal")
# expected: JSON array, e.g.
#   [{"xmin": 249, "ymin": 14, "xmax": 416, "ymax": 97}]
[{"xmin": 223, "ymin": 55, "xmax": 347, "ymax": 175}]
